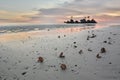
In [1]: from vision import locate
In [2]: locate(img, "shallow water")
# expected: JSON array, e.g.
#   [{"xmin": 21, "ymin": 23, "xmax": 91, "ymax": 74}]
[
  {"xmin": 0, "ymin": 23, "xmax": 97, "ymax": 42},
  {"xmin": 0, "ymin": 23, "xmax": 104, "ymax": 34}
]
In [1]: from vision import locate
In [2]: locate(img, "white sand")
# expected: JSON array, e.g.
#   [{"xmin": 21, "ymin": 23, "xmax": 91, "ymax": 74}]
[{"xmin": 0, "ymin": 25, "xmax": 120, "ymax": 80}]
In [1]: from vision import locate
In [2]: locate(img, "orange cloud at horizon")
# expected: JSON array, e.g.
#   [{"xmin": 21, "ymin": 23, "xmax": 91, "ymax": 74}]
[
  {"xmin": 0, "ymin": 9, "xmax": 120, "ymax": 24},
  {"xmin": 0, "ymin": 10, "xmax": 39, "ymax": 24}
]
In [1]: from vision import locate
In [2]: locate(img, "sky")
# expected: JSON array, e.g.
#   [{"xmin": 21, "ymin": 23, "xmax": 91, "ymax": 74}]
[{"xmin": 0, "ymin": 0, "xmax": 120, "ymax": 24}]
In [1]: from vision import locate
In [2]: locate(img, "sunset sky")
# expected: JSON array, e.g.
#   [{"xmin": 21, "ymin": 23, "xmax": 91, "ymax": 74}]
[{"xmin": 0, "ymin": 0, "xmax": 120, "ymax": 24}]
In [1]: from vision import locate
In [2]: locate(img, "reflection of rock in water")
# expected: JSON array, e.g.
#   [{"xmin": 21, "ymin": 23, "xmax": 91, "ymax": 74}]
[{"xmin": 85, "ymin": 23, "xmax": 96, "ymax": 26}]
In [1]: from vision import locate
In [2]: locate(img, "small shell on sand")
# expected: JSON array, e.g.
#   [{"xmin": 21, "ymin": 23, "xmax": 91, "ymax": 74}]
[
  {"xmin": 101, "ymin": 47, "xmax": 106, "ymax": 53},
  {"xmin": 79, "ymin": 50, "xmax": 83, "ymax": 54},
  {"xmin": 37, "ymin": 56, "xmax": 44, "ymax": 63},
  {"xmin": 60, "ymin": 64, "xmax": 67, "ymax": 70},
  {"xmin": 96, "ymin": 54, "xmax": 102, "ymax": 59},
  {"xmin": 59, "ymin": 52, "xmax": 65, "ymax": 58}
]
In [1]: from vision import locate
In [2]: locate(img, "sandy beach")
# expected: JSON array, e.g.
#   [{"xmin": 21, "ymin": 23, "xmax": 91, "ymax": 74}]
[{"xmin": 0, "ymin": 24, "xmax": 120, "ymax": 80}]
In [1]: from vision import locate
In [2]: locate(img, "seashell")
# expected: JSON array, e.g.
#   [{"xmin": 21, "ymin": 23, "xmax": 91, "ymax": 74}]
[
  {"xmin": 101, "ymin": 47, "xmax": 106, "ymax": 53},
  {"xmin": 60, "ymin": 64, "xmax": 67, "ymax": 70},
  {"xmin": 96, "ymin": 54, "xmax": 101, "ymax": 59},
  {"xmin": 38, "ymin": 56, "xmax": 44, "ymax": 63},
  {"xmin": 59, "ymin": 52, "xmax": 65, "ymax": 58}
]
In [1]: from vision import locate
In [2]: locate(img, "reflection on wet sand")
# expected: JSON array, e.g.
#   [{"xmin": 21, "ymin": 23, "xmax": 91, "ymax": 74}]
[
  {"xmin": 0, "ymin": 26, "xmax": 95, "ymax": 42},
  {"xmin": 0, "ymin": 32, "xmax": 30, "ymax": 42}
]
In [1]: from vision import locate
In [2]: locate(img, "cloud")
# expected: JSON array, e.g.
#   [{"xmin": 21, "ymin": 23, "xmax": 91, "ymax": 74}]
[
  {"xmin": 94, "ymin": 15, "xmax": 120, "ymax": 23},
  {"xmin": 38, "ymin": 8, "xmax": 84, "ymax": 16},
  {"xmin": 62, "ymin": 0, "xmax": 120, "ymax": 15},
  {"xmin": 37, "ymin": 0, "xmax": 120, "ymax": 17},
  {"xmin": 28, "ymin": 7, "xmax": 86, "ymax": 23},
  {"xmin": 0, "ymin": 0, "xmax": 120, "ymax": 23},
  {"xmin": 0, "ymin": 10, "xmax": 39, "ymax": 23}
]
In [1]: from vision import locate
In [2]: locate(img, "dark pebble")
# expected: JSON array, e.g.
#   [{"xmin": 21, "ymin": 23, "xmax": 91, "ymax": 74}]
[
  {"xmin": 64, "ymin": 35, "xmax": 66, "ymax": 37},
  {"xmin": 58, "ymin": 36, "xmax": 60, "ymax": 38},
  {"xmin": 21, "ymin": 72, "xmax": 27, "ymax": 75},
  {"xmin": 73, "ymin": 42, "xmax": 76, "ymax": 44},
  {"xmin": 109, "ymin": 62, "xmax": 112, "ymax": 64},
  {"xmin": 88, "ymin": 48, "xmax": 92, "ymax": 51},
  {"xmin": 79, "ymin": 50, "xmax": 83, "ymax": 54},
  {"xmin": 74, "ymin": 45, "xmax": 77, "ymax": 48},
  {"xmin": 71, "ymin": 69, "xmax": 74, "ymax": 72},
  {"xmin": 103, "ymin": 41, "xmax": 107, "ymax": 43},
  {"xmin": 75, "ymin": 65, "xmax": 77, "ymax": 67}
]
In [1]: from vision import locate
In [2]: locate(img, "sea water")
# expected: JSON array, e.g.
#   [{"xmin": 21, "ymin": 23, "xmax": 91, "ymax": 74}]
[{"xmin": 0, "ymin": 24, "xmax": 98, "ymax": 34}]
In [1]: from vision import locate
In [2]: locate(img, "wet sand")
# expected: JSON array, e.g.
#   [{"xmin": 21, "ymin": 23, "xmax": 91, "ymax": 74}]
[{"xmin": 0, "ymin": 25, "xmax": 120, "ymax": 80}]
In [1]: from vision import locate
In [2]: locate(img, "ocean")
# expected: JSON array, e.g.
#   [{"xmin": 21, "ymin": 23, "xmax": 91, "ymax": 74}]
[{"xmin": 0, "ymin": 23, "xmax": 101, "ymax": 34}]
